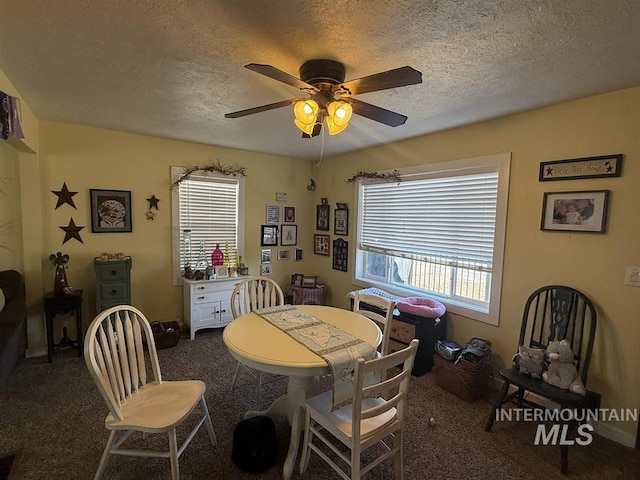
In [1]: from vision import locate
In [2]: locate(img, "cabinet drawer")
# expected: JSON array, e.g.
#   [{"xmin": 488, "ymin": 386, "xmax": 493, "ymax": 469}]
[
  {"xmin": 97, "ymin": 263, "xmax": 129, "ymax": 282},
  {"xmin": 100, "ymin": 282, "xmax": 128, "ymax": 301},
  {"xmin": 191, "ymin": 281, "xmax": 236, "ymax": 296},
  {"xmin": 389, "ymin": 320, "xmax": 416, "ymax": 343},
  {"xmin": 192, "ymin": 291, "xmax": 229, "ymax": 304}
]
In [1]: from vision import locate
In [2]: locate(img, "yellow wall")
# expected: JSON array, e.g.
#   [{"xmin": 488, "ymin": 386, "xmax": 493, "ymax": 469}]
[
  {"xmin": 30, "ymin": 122, "xmax": 315, "ymax": 351},
  {"xmin": 313, "ymin": 86, "xmax": 640, "ymax": 442}
]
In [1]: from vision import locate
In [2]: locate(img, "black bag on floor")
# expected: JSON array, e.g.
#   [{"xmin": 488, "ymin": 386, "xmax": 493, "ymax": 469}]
[{"xmin": 231, "ymin": 415, "xmax": 277, "ymax": 474}]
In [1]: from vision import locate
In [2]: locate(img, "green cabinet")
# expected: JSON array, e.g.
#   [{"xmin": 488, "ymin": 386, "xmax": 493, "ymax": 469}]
[{"xmin": 94, "ymin": 257, "xmax": 132, "ymax": 314}]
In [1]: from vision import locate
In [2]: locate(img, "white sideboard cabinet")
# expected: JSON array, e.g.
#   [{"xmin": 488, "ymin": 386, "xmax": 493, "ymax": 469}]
[{"xmin": 182, "ymin": 277, "xmax": 243, "ymax": 339}]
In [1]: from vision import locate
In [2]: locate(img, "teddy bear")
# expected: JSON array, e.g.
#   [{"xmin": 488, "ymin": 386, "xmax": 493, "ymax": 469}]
[{"xmin": 541, "ymin": 339, "xmax": 586, "ymax": 395}]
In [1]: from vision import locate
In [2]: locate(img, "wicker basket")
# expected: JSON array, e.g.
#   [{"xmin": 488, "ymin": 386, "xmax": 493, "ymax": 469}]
[
  {"xmin": 433, "ymin": 354, "xmax": 492, "ymax": 402},
  {"xmin": 150, "ymin": 321, "xmax": 182, "ymax": 350}
]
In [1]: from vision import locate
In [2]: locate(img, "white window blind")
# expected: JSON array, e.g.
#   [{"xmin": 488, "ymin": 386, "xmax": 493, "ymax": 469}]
[
  {"xmin": 178, "ymin": 175, "xmax": 239, "ymax": 268},
  {"xmin": 359, "ymin": 171, "xmax": 498, "ymax": 272}
]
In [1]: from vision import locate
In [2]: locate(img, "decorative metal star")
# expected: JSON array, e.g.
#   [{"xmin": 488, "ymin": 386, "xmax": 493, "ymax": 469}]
[
  {"xmin": 146, "ymin": 195, "xmax": 160, "ymax": 210},
  {"xmin": 59, "ymin": 218, "xmax": 84, "ymax": 244},
  {"xmin": 51, "ymin": 182, "xmax": 78, "ymax": 209},
  {"xmin": 546, "ymin": 166, "xmax": 553, "ymax": 176},
  {"xmin": 145, "ymin": 210, "xmax": 156, "ymax": 220}
]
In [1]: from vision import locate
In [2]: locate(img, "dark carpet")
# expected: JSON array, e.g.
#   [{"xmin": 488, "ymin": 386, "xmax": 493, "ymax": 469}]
[{"xmin": 1, "ymin": 328, "xmax": 638, "ymax": 479}]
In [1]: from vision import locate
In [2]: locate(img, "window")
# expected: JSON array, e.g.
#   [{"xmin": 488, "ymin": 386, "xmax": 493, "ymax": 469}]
[
  {"xmin": 171, "ymin": 167, "xmax": 245, "ymax": 284},
  {"xmin": 355, "ymin": 153, "xmax": 510, "ymax": 325}
]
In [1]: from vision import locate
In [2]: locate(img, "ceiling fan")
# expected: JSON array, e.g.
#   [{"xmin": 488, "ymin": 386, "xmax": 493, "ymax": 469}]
[{"xmin": 224, "ymin": 59, "xmax": 422, "ymax": 137}]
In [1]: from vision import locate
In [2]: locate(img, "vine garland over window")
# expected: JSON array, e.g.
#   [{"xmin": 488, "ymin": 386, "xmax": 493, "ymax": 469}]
[
  {"xmin": 344, "ymin": 170, "xmax": 401, "ymax": 183},
  {"xmin": 170, "ymin": 160, "xmax": 247, "ymax": 190}
]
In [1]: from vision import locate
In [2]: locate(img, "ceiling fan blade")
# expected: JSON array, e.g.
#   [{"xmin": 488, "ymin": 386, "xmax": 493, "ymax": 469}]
[
  {"xmin": 224, "ymin": 99, "xmax": 299, "ymax": 119},
  {"xmin": 340, "ymin": 66, "xmax": 422, "ymax": 96},
  {"xmin": 245, "ymin": 63, "xmax": 316, "ymax": 91},
  {"xmin": 348, "ymin": 98, "xmax": 408, "ymax": 127}
]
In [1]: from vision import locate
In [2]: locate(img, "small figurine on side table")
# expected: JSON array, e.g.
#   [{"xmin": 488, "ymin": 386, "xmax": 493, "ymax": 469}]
[{"xmin": 48, "ymin": 251, "xmax": 73, "ymax": 295}]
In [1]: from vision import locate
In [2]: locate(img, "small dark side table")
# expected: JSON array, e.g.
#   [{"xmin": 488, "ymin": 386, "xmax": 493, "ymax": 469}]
[{"xmin": 44, "ymin": 289, "xmax": 83, "ymax": 362}]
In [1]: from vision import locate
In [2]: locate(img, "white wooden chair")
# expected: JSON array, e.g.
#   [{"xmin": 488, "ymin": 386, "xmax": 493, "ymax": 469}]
[
  {"xmin": 229, "ymin": 276, "xmax": 287, "ymax": 407},
  {"xmin": 299, "ymin": 339, "xmax": 419, "ymax": 480},
  {"xmin": 353, "ymin": 290, "xmax": 396, "ymax": 357},
  {"xmin": 84, "ymin": 305, "xmax": 216, "ymax": 480}
]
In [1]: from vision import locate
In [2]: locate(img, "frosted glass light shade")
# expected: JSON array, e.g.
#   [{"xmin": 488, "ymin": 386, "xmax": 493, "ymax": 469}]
[{"xmin": 294, "ymin": 99, "xmax": 319, "ymax": 125}]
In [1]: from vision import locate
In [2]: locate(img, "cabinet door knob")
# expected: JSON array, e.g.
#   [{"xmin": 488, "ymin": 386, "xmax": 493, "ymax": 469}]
[
  {"xmin": 111, "ymin": 289, "xmax": 117, "ymax": 295},
  {"xmin": 198, "ymin": 296, "xmax": 205, "ymax": 300},
  {"xmin": 110, "ymin": 270, "xmax": 117, "ymax": 275},
  {"xmin": 198, "ymin": 286, "xmax": 205, "ymax": 290}
]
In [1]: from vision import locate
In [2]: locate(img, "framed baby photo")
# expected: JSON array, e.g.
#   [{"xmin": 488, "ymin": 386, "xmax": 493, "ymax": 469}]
[{"xmin": 541, "ymin": 190, "xmax": 610, "ymax": 233}]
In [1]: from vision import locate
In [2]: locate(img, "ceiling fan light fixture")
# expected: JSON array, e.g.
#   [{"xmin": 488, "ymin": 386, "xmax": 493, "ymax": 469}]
[
  {"xmin": 327, "ymin": 101, "xmax": 352, "ymax": 127},
  {"xmin": 325, "ymin": 115, "xmax": 349, "ymax": 135},
  {"xmin": 294, "ymin": 118, "xmax": 317, "ymax": 135},
  {"xmin": 294, "ymin": 99, "xmax": 319, "ymax": 125}
]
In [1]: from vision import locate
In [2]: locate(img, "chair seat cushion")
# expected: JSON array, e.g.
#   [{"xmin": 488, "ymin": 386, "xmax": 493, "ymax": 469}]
[
  {"xmin": 105, "ymin": 380, "xmax": 205, "ymax": 432},
  {"xmin": 500, "ymin": 367, "xmax": 585, "ymax": 406},
  {"xmin": 396, "ymin": 297, "xmax": 446, "ymax": 318},
  {"xmin": 306, "ymin": 390, "xmax": 397, "ymax": 440}
]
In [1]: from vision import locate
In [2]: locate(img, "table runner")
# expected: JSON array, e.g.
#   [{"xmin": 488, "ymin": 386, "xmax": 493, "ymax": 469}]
[{"xmin": 255, "ymin": 305, "xmax": 376, "ymax": 410}]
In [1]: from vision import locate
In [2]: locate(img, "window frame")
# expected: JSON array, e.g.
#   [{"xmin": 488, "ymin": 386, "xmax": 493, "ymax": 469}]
[
  {"xmin": 171, "ymin": 166, "xmax": 245, "ymax": 285},
  {"xmin": 353, "ymin": 152, "xmax": 511, "ymax": 325}
]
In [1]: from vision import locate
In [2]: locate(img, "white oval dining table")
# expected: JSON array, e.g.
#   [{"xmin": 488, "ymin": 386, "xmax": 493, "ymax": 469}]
[{"xmin": 223, "ymin": 304, "xmax": 382, "ymax": 479}]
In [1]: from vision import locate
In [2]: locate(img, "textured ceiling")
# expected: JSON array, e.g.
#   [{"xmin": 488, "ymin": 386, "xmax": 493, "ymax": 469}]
[{"xmin": 1, "ymin": 0, "xmax": 639, "ymax": 160}]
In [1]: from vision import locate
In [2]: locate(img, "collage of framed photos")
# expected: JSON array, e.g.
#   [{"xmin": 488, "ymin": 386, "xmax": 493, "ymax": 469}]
[
  {"xmin": 314, "ymin": 199, "xmax": 350, "ymax": 272},
  {"xmin": 261, "ymin": 204, "xmax": 302, "ymax": 275}
]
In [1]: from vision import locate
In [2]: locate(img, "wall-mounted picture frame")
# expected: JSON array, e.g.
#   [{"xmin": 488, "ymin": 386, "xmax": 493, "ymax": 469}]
[
  {"xmin": 266, "ymin": 204, "xmax": 280, "ymax": 223},
  {"xmin": 302, "ymin": 275, "xmax": 317, "ymax": 288},
  {"xmin": 539, "ymin": 154, "xmax": 623, "ymax": 181},
  {"xmin": 294, "ymin": 248, "xmax": 303, "ymax": 262},
  {"xmin": 334, "ymin": 208, "xmax": 349, "ymax": 236},
  {"xmin": 314, "ymin": 234, "xmax": 330, "ymax": 255},
  {"xmin": 90, "ymin": 189, "xmax": 133, "ymax": 233},
  {"xmin": 291, "ymin": 273, "xmax": 303, "ymax": 286},
  {"xmin": 332, "ymin": 238, "xmax": 348, "ymax": 272},
  {"xmin": 214, "ymin": 266, "xmax": 229, "ymax": 278},
  {"xmin": 281, "ymin": 224, "xmax": 297, "ymax": 246},
  {"xmin": 541, "ymin": 190, "xmax": 610, "ymax": 233},
  {"xmin": 261, "ymin": 248, "xmax": 272, "ymax": 264},
  {"xmin": 278, "ymin": 249, "xmax": 289, "ymax": 260},
  {"xmin": 261, "ymin": 264, "xmax": 272, "ymax": 275},
  {"xmin": 316, "ymin": 204, "xmax": 329, "ymax": 231},
  {"xmin": 261, "ymin": 225, "xmax": 278, "ymax": 246},
  {"xmin": 283, "ymin": 206, "xmax": 296, "ymax": 223}
]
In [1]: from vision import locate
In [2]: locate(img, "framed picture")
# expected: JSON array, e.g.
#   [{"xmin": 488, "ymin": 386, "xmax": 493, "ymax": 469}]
[
  {"xmin": 261, "ymin": 264, "xmax": 272, "ymax": 275},
  {"xmin": 302, "ymin": 275, "xmax": 317, "ymax": 288},
  {"xmin": 314, "ymin": 234, "xmax": 330, "ymax": 255},
  {"xmin": 539, "ymin": 154, "xmax": 623, "ymax": 181},
  {"xmin": 291, "ymin": 273, "xmax": 303, "ymax": 286},
  {"xmin": 261, "ymin": 249, "xmax": 272, "ymax": 264},
  {"xmin": 334, "ymin": 208, "xmax": 349, "ymax": 236},
  {"xmin": 332, "ymin": 238, "xmax": 348, "ymax": 272},
  {"xmin": 261, "ymin": 225, "xmax": 278, "ymax": 246},
  {"xmin": 266, "ymin": 204, "xmax": 280, "ymax": 223},
  {"xmin": 294, "ymin": 248, "xmax": 303, "ymax": 262},
  {"xmin": 541, "ymin": 190, "xmax": 610, "ymax": 233},
  {"xmin": 214, "ymin": 266, "xmax": 229, "ymax": 278},
  {"xmin": 281, "ymin": 224, "xmax": 297, "ymax": 246},
  {"xmin": 90, "ymin": 189, "xmax": 132, "ymax": 233},
  {"xmin": 316, "ymin": 204, "xmax": 329, "ymax": 231},
  {"xmin": 278, "ymin": 249, "xmax": 289, "ymax": 260},
  {"xmin": 283, "ymin": 206, "xmax": 296, "ymax": 223}
]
